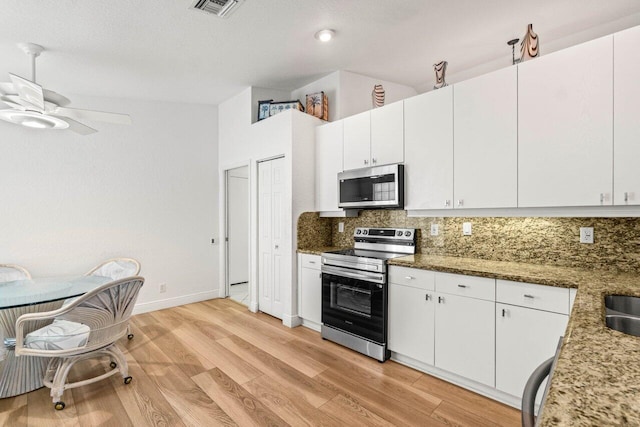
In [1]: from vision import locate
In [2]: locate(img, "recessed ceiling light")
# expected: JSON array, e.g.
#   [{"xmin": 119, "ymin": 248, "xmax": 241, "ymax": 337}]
[{"xmin": 315, "ymin": 29, "xmax": 335, "ymax": 42}]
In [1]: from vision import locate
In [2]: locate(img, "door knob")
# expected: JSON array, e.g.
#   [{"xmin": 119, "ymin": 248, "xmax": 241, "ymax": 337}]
[{"xmin": 274, "ymin": 244, "xmax": 279, "ymax": 249}]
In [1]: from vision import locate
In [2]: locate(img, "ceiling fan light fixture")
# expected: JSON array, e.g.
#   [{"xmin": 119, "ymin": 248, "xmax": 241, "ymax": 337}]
[
  {"xmin": 0, "ymin": 110, "xmax": 69, "ymax": 130},
  {"xmin": 315, "ymin": 29, "xmax": 335, "ymax": 42}
]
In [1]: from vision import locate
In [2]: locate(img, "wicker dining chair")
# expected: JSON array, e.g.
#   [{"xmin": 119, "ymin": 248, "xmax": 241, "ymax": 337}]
[
  {"xmin": 0, "ymin": 264, "xmax": 31, "ymax": 282},
  {"xmin": 85, "ymin": 258, "xmax": 140, "ymax": 339},
  {"xmin": 14, "ymin": 276, "xmax": 144, "ymax": 410}
]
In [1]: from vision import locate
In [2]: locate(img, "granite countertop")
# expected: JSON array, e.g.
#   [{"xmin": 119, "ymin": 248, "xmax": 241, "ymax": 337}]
[
  {"xmin": 297, "ymin": 246, "xmax": 346, "ymax": 256},
  {"xmin": 387, "ymin": 254, "xmax": 640, "ymax": 426}
]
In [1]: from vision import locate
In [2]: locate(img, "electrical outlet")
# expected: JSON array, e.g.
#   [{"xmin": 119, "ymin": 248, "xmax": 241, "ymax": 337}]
[
  {"xmin": 338, "ymin": 222, "xmax": 345, "ymax": 233},
  {"xmin": 159, "ymin": 283, "xmax": 167, "ymax": 293},
  {"xmin": 430, "ymin": 223, "xmax": 439, "ymax": 236},
  {"xmin": 463, "ymin": 222, "xmax": 472, "ymax": 236},
  {"xmin": 580, "ymin": 227, "xmax": 594, "ymax": 244}
]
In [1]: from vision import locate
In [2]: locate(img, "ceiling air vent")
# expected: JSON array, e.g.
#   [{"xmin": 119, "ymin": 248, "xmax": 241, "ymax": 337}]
[{"xmin": 191, "ymin": 0, "xmax": 242, "ymax": 18}]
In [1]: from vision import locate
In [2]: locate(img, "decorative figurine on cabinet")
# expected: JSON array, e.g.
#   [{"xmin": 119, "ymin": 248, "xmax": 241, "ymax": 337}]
[
  {"xmin": 520, "ymin": 24, "xmax": 539, "ymax": 61},
  {"xmin": 372, "ymin": 84, "xmax": 385, "ymax": 108},
  {"xmin": 433, "ymin": 60, "xmax": 448, "ymax": 89}
]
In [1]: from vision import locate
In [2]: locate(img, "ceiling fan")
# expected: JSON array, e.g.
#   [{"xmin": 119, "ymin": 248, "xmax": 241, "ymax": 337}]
[{"xmin": 0, "ymin": 43, "xmax": 132, "ymax": 135}]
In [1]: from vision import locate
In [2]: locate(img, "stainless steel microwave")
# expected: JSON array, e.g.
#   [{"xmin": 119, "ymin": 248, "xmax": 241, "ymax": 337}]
[{"xmin": 338, "ymin": 164, "xmax": 404, "ymax": 209}]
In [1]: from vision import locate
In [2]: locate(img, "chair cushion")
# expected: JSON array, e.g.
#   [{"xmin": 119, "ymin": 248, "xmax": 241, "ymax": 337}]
[{"xmin": 24, "ymin": 319, "xmax": 90, "ymax": 351}]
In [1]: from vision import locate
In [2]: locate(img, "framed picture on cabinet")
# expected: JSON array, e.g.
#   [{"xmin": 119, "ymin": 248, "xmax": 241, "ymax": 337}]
[{"xmin": 257, "ymin": 100, "xmax": 272, "ymax": 121}]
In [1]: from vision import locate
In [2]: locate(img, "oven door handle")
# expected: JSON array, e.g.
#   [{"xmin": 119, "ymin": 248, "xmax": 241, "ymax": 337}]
[{"xmin": 322, "ymin": 265, "xmax": 385, "ymax": 284}]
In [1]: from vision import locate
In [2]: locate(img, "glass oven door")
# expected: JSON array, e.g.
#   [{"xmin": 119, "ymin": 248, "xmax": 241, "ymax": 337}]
[{"xmin": 321, "ymin": 266, "xmax": 386, "ymax": 344}]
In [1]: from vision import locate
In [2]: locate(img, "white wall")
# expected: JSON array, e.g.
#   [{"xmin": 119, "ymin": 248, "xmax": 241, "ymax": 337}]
[{"xmin": 0, "ymin": 95, "xmax": 219, "ymax": 313}]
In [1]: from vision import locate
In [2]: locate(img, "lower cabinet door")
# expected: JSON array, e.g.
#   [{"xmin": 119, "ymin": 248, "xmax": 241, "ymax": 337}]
[
  {"xmin": 435, "ymin": 293, "xmax": 495, "ymax": 386},
  {"xmin": 300, "ymin": 267, "xmax": 322, "ymax": 324},
  {"xmin": 388, "ymin": 283, "xmax": 435, "ymax": 365},
  {"xmin": 495, "ymin": 303, "xmax": 568, "ymax": 401}
]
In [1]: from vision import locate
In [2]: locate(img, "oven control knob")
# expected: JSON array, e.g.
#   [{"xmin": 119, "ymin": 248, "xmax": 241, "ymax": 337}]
[
  {"xmin": 405, "ymin": 231, "xmax": 412, "ymax": 237},
  {"xmin": 396, "ymin": 230, "xmax": 402, "ymax": 236},
  {"xmin": 363, "ymin": 230, "xmax": 368, "ymax": 235},
  {"xmin": 356, "ymin": 229, "xmax": 361, "ymax": 235}
]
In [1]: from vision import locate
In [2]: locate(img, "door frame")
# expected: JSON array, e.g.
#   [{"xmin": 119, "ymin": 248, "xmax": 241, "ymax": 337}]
[{"xmin": 220, "ymin": 161, "xmax": 251, "ymax": 302}]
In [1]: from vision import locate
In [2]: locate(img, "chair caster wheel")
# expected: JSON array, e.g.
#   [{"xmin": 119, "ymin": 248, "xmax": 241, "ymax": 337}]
[
  {"xmin": 124, "ymin": 376, "xmax": 133, "ymax": 384},
  {"xmin": 127, "ymin": 334, "xmax": 134, "ymax": 340},
  {"xmin": 54, "ymin": 402, "xmax": 65, "ymax": 410},
  {"xmin": 110, "ymin": 361, "xmax": 117, "ymax": 369}
]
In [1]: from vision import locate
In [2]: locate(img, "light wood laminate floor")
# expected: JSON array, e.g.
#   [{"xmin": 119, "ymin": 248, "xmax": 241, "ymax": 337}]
[{"xmin": 0, "ymin": 298, "xmax": 521, "ymax": 426}]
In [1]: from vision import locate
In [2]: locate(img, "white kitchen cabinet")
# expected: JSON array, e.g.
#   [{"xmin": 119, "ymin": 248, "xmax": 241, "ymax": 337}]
[
  {"xmin": 404, "ymin": 87, "xmax": 454, "ymax": 210},
  {"xmin": 388, "ymin": 267, "xmax": 435, "ymax": 364},
  {"xmin": 614, "ymin": 26, "xmax": 640, "ymax": 205},
  {"xmin": 343, "ymin": 102, "xmax": 404, "ymax": 171},
  {"xmin": 370, "ymin": 100, "xmax": 404, "ymax": 166},
  {"xmin": 343, "ymin": 111, "xmax": 371, "ymax": 170},
  {"xmin": 518, "ymin": 35, "xmax": 614, "ymax": 207},
  {"xmin": 453, "ymin": 66, "xmax": 518, "ymax": 209},
  {"xmin": 434, "ymin": 291, "xmax": 496, "ymax": 386},
  {"xmin": 298, "ymin": 254, "xmax": 322, "ymax": 329},
  {"xmin": 495, "ymin": 280, "xmax": 569, "ymax": 402},
  {"xmin": 315, "ymin": 121, "xmax": 343, "ymax": 212},
  {"xmin": 434, "ymin": 272, "xmax": 496, "ymax": 387}
]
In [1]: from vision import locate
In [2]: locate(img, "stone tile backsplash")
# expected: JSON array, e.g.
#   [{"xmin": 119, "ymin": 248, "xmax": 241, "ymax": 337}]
[{"xmin": 297, "ymin": 211, "xmax": 640, "ymax": 272}]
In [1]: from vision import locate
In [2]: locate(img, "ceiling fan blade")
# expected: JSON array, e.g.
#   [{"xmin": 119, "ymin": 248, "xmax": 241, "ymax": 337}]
[
  {"xmin": 0, "ymin": 96, "xmax": 24, "ymax": 110},
  {"xmin": 42, "ymin": 89, "xmax": 71, "ymax": 107},
  {"xmin": 54, "ymin": 106, "xmax": 132, "ymax": 125},
  {"xmin": 0, "ymin": 82, "xmax": 15, "ymax": 96},
  {"xmin": 9, "ymin": 73, "xmax": 45, "ymax": 110},
  {"xmin": 51, "ymin": 116, "xmax": 97, "ymax": 135}
]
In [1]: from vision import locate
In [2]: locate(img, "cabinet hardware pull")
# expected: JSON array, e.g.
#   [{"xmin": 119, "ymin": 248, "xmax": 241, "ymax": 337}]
[
  {"xmin": 524, "ymin": 294, "xmax": 535, "ymax": 299},
  {"xmin": 275, "ymin": 244, "xmax": 279, "ymax": 249},
  {"xmin": 309, "ymin": 261, "xmax": 316, "ymax": 264},
  {"xmin": 457, "ymin": 284, "xmax": 467, "ymax": 288},
  {"xmin": 625, "ymin": 192, "xmax": 629, "ymax": 203},
  {"xmin": 372, "ymin": 158, "xmax": 377, "ymax": 164},
  {"xmin": 445, "ymin": 200, "xmax": 450, "ymax": 207},
  {"xmin": 364, "ymin": 159, "xmax": 369, "ymax": 165},
  {"xmin": 457, "ymin": 199, "xmax": 463, "ymax": 207},
  {"xmin": 405, "ymin": 276, "xmax": 414, "ymax": 280},
  {"xmin": 438, "ymin": 296, "xmax": 444, "ymax": 303},
  {"xmin": 502, "ymin": 308, "xmax": 507, "ymax": 317},
  {"xmin": 600, "ymin": 193, "xmax": 605, "ymax": 204},
  {"xmin": 425, "ymin": 294, "xmax": 431, "ymax": 301},
  {"xmin": 319, "ymin": 272, "xmax": 322, "ymax": 279}
]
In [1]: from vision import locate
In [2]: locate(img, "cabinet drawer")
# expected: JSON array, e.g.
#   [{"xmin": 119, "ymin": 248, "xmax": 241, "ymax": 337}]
[
  {"xmin": 497, "ymin": 280, "xmax": 569, "ymax": 314},
  {"xmin": 389, "ymin": 266, "xmax": 435, "ymax": 290},
  {"xmin": 299, "ymin": 254, "xmax": 321, "ymax": 270},
  {"xmin": 435, "ymin": 272, "xmax": 495, "ymax": 301}
]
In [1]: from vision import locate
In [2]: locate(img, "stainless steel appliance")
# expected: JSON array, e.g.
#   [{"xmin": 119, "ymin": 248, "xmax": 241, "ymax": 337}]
[
  {"xmin": 321, "ymin": 227, "xmax": 416, "ymax": 362},
  {"xmin": 338, "ymin": 164, "xmax": 404, "ymax": 210}
]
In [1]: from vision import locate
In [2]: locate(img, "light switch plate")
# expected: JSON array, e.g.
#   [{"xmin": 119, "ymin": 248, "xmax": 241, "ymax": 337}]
[
  {"xmin": 580, "ymin": 227, "xmax": 594, "ymax": 244},
  {"xmin": 463, "ymin": 222, "xmax": 472, "ymax": 236},
  {"xmin": 338, "ymin": 222, "xmax": 344, "ymax": 233},
  {"xmin": 430, "ymin": 223, "xmax": 439, "ymax": 236}
]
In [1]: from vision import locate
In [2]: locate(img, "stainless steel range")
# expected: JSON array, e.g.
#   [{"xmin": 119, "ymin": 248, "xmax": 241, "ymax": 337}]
[{"xmin": 321, "ymin": 227, "xmax": 417, "ymax": 362}]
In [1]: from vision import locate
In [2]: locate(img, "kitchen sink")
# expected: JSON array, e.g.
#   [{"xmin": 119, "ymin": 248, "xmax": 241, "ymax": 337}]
[
  {"xmin": 605, "ymin": 295, "xmax": 640, "ymax": 316},
  {"xmin": 605, "ymin": 295, "xmax": 640, "ymax": 337},
  {"xmin": 606, "ymin": 315, "xmax": 640, "ymax": 337}
]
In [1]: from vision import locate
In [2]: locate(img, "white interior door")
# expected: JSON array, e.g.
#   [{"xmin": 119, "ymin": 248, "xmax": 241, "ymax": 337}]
[
  {"xmin": 227, "ymin": 166, "xmax": 249, "ymax": 286},
  {"xmin": 258, "ymin": 157, "xmax": 285, "ymax": 319}
]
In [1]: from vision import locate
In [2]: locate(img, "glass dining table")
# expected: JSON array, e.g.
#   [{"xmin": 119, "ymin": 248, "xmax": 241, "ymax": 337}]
[{"xmin": 0, "ymin": 275, "xmax": 112, "ymax": 398}]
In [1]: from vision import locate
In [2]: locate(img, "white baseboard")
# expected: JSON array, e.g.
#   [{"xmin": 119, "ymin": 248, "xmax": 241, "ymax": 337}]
[
  {"xmin": 132, "ymin": 290, "xmax": 220, "ymax": 315},
  {"xmin": 248, "ymin": 300, "xmax": 259, "ymax": 313},
  {"xmin": 301, "ymin": 319, "xmax": 321, "ymax": 332},
  {"xmin": 282, "ymin": 314, "xmax": 302, "ymax": 328}
]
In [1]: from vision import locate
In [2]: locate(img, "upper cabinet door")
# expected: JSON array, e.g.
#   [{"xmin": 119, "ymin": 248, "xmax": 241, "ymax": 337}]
[
  {"xmin": 343, "ymin": 111, "xmax": 371, "ymax": 170},
  {"xmin": 404, "ymin": 87, "xmax": 454, "ymax": 210},
  {"xmin": 371, "ymin": 100, "xmax": 404, "ymax": 166},
  {"xmin": 518, "ymin": 36, "xmax": 614, "ymax": 207},
  {"xmin": 454, "ymin": 66, "xmax": 518, "ymax": 209},
  {"xmin": 315, "ymin": 121, "xmax": 344, "ymax": 212},
  {"xmin": 614, "ymin": 26, "xmax": 640, "ymax": 206}
]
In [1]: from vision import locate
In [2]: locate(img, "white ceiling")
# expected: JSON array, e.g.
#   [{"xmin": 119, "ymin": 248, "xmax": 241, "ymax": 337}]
[{"xmin": 2, "ymin": 0, "xmax": 640, "ymax": 106}]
